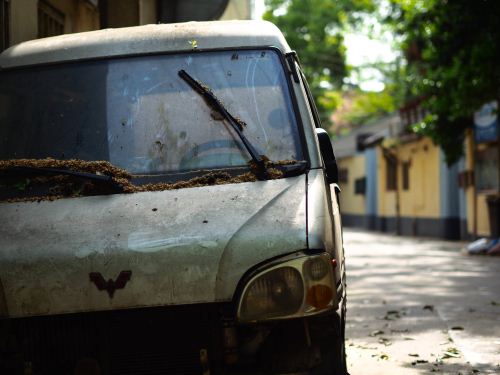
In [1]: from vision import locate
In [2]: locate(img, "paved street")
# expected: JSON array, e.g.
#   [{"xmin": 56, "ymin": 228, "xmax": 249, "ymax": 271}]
[{"xmin": 344, "ymin": 229, "xmax": 500, "ymax": 375}]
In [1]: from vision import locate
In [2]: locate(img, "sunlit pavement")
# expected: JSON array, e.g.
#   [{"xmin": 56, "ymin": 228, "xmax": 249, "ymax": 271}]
[{"xmin": 343, "ymin": 228, "xmax": 500, "ymax": 375}]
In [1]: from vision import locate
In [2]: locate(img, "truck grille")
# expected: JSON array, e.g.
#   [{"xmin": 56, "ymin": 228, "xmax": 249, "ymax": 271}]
[{"xmin": 1, "ymin": 304, "xmax": 223, "ymax": 375}]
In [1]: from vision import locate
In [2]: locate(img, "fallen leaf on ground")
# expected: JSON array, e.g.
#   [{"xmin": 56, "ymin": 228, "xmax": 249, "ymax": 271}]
[
  {"xmin": 383, "ymin": 310, "xmax": 402, "ymax": 320},
  {"xmin": 439, "ymin": 337, "xmax": 454, "ymax": 345},
  {"xmin": 356, "ymin": 344, "xmax": 377, "ymax": 350},
  {"xmin": 423, "ymin": 304, "xmax": 435, "ymax": 312},
  {"xmin": 411, "ymin": 359, "xmax": 429, "ymax": 365},
  {"xmin": 372, "ymin": 353, "xmax": 389, "ymax": 361},
  {"xmin": 378, "ymin": 337, "xmax": 392, "ymax": 346},
  {"xmin": 440, "ymin": 347, "xmax": 461, "ymax": 359},
  {"xmin": 391, "ymin": 328, "xmax": 410, "ymax": 333},
  {"xmin": 369, "ymin": 330, "xmax": 384, "ymax": 337}
]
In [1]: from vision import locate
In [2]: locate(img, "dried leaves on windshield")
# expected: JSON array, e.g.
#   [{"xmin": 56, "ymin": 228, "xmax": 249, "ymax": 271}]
[
  {"xmin": 0, "ymin": 158, "xmax": 131, "ymax": 179},
  {"xmin": 0, "ymin": 158, "xmax": 296, "ymax": 203}
]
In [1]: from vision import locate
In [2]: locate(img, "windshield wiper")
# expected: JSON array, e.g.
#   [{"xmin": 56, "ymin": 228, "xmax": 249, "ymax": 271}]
[
  {"xmin": 1, "ymin": 166, "xmax": 124, "ymax": 192},
  {"xmin": 278, "ymin": 161, "xmax": 308, "ymax": 176},
  {"xmin": 178, "ymin": 69, "xmax": 269, "ymax": 179}
]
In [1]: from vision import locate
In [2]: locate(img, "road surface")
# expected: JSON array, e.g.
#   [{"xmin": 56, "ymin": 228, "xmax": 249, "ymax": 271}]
[{"xmin": 344, "ymin": 228, "xmax": 500, "ymax": 375}]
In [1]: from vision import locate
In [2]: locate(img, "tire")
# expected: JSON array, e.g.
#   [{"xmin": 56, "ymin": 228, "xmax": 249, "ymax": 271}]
[{"xmin": 310, "ymin": 306, "xmax": 347, "ymax": 375}]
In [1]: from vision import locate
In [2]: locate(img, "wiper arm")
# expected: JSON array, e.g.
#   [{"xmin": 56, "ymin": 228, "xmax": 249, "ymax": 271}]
[
  {"xmin": 1, "ymin": 166, "xmax": 123, "ymax": 191},
  {"xmin": 178, "ymin": 69, "xmax": 268, "ymax": 178}
]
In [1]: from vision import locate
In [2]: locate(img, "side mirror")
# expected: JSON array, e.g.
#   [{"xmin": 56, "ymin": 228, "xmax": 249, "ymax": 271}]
[{"xmin": 315, "ymin": 128, "xmax": 338, "ymax": 184}]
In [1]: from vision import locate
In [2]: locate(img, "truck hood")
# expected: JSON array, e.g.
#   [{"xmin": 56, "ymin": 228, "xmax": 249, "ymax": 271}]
[{"xmin": 0, "ymin": 175, "xmax": 307, "ymax": 318}]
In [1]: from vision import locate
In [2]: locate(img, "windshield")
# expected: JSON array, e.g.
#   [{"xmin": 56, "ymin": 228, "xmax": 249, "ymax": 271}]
[{"xmin": 0, "ymin": 49, "xmax": 303, "ymax": 176}]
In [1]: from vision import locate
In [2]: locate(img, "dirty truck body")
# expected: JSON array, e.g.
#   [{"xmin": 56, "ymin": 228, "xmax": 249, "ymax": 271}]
[{"xmin": 0, "ymin": 21, "xmax": 346, "ymax": 375}]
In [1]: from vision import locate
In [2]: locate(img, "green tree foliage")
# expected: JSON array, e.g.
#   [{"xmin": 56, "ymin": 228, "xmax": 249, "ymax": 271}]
[
  {"xmin": 340, "ymin": 59, "xmax": 404, "ymax": 127},
  {"xmin": 263, "ymin": 0, "xmax": 375, "ymax": 126},
  {"xmin": 387, "ymin": 0, "xmax": 500, "ymax": 164},
  {"xmin": 345, "ymin": 89, "xmax": 396, "ymax": 125}
]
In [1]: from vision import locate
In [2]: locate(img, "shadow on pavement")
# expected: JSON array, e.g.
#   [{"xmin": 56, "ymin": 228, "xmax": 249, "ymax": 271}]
[{"xmin": 343, "ymin": 228, "xmax": 500, "ymax": 375}]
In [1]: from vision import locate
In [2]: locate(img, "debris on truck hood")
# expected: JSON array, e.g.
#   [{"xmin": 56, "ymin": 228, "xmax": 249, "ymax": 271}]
[
  {"xmin": 0, "ymin": 158, "xmax": 131, "ymax": 178},
  {"xmin": 0, "ymin": 157, "xmax": 301, "ymax": 203}
]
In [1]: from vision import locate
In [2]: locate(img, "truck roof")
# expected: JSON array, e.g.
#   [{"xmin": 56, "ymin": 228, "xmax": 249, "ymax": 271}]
[{"xmin": 0, "ymin": 20, "xmax": 291, "ymax": 69}]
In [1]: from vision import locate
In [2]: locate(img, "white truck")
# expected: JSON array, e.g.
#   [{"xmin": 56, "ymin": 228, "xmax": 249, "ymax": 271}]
[{"xmin": 0, "ymin": 20, "xmax": 346, "ymax": 375}]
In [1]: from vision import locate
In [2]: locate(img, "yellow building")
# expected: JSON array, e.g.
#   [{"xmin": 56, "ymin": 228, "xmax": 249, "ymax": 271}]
[
  {"xmin": 462, "ymin": 102, "xmax": 500, "ymax": 238},
  {"xmin": 333, "ymin": 113, "xmax": 467, "ymax": 240}
]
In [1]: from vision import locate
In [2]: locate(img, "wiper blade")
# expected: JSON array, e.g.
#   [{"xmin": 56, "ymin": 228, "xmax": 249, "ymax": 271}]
[
  {"xmin": 1, "ymin": 166, "xmax": 123, "ymax": 191},
  {"xmin": 178, "ymin": 69, "xmax": 268, "ymax": 179},
  {"xmin": 277, "ymin": 161, "xmax": 308, "ymax": 176}
]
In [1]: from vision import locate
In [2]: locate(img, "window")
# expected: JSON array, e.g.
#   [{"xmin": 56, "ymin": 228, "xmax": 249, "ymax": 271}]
[
  {"xmin": 0, "ymin": 0, "xmax": 9, "ymax": 52},
  {"xmin": 475, "ymin": 144, "xmax": 499, "ymax": 192},
  {"xmin": 338, "ymin": 168, "xmax": 348, "ymax": 183},
  {"xmin": 354, "ymin": 177, "xmax": 366, "ymax": 195},
  {"xmin": 402, "ymin": 161, "xmax": 410, "ymax": 190},
  {"xmin": 385, "ymin": 155, "xmax": 397, "ymax": 191},
  {"xmin": 458, "ymin": 170, "xmax": 474, "ymax": 189},
  {"xmin": 38, "ymin": 0, "xmax": 65, "ymax": 38}
]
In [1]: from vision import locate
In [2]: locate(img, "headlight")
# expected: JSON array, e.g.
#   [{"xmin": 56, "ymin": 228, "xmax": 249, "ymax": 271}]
[
  {"xmin": 239, "ymin": 267, "xmax": 303, "ymax": 321},
  {"xmin": 237, "ymin": 253, "xmax": 336, "ymax": 322}
]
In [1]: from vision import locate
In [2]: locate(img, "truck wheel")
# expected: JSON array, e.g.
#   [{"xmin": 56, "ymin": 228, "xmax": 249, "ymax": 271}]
[
  {"xmin": 312, "ymin": 306, "xmax": 347, "ymax": 375},
  {"xmin": 329, "ymin": 311, "xmax": 347, "ymax": 375}
]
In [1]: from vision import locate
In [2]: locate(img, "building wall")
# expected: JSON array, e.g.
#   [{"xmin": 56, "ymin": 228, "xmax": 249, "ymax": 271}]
[
  {"xmin": 138, "ymin": 0, "xmax": 157, "ymax": 25},
  {"xmin": 338, "ymin": 124, "xmax": 494, "ymax": 240},
  {"xmin": 476, "ymin": 194, "xmax": 491, "ymax": 236},
  {"xmin": 457, "ymin": 157, "xmax": 468, "ymax": 237},
  {"xmin": 9, "ymin": 0, "xmax": 99, "ymax": 46},
  {"xmin": 364, "ymin": 147, "xmax": 378, "ymax": 229},
  {"xmin": 339, "ymin": 134, "xmax": 464, "ymax": 239},
  {"xmin": 376, "ymin": 146, "xmax": 396, "ymax": 218},
  {"xmin": 439, "ymin": 149, "xmax": 463, "ymax": 238},
  {"xmin": 338, "ymin": 154, "xmax": 366, "ymax": 216},
  {"xmin": 465, "ymin": 129, "xmax": 476, "ymax": 235},
  {"xmin": 397, "ymin": 137, "xmax": 441, "ymax": 219},
  {"xmin": 6, "ymin": 0, "xmax": 253, "ymax": 49},
  {"xmin": 376, "ymin": 138, "xmax": 442, "ymax": 220},
  {"xmin": 464, "ymin": 129, "xmax": 495, "ymax": 237},
  {"xmin": 48, "ymin": 0, "xmax": 99, "ymax": 33},
  {"xmin": 105, "ymin": 0, "xmax": 138, "ymax": 27},
  {"xmin": 74, "ymin": 0, "xmax": 100, "ymax": 31},
  {"xmin": 375, "ymin": 137, "xmax": 461, "ymax": 237},
  {"xmin": 220, "ymin": 0, "xmax": 253, "ymax": 20},
  {"xmin": 9, "ymin": 0, "xmax": 37, "ymax": 45}
]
